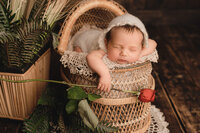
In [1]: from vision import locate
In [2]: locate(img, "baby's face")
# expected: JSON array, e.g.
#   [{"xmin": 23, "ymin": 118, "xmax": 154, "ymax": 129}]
[{"xmin": 106, "ymin": 27, "xmax": 143, "ymax": 64}]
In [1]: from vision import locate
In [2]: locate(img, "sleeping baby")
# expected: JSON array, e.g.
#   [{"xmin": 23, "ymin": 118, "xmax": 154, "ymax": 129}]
[{"xmin": 71, "ymin": 13, "xmax": 157, "ymax": 92}]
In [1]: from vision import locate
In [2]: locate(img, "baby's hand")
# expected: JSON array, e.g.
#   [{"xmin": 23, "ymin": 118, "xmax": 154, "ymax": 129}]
[{"xmin": 97, "ymin": 75, "xmax": 111, "ymax": 92}]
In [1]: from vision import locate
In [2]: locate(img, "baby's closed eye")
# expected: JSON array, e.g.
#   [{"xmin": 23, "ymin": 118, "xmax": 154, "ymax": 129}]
[
  {"xmin": 129, "ymin": 48, "xmax": 137, "ymax": 52},
  {"xmin": 112, "ymin": 45, "xmax": 121, "ymax": 49}
]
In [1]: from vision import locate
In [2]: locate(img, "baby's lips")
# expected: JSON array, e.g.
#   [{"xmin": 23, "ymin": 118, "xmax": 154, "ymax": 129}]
[{"xmin": 117, "ymin": 59, "xmax": 128, "ymax": 64}]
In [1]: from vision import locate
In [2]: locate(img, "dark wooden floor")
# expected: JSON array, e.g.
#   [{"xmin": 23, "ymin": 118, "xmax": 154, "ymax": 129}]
[{"xmin": 0, "ymin": 25, "xmax": 199, "ymax": 133}]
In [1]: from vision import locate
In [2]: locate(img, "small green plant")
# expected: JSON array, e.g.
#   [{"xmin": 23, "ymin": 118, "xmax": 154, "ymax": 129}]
[
  {"xmin": 23, "ymin": 84, "xmax": 118, "ymax": 133},
  {"xmin": 65, "ymin": 86, "xmax": 118, "ymax": 133},
  {"xmin": 0, "ymin": 0, "xmax": 69, "ymax": 73},
  {"xmin": 0, "ymin": 0, "xmax": 51, "ymax": 73},
  {"xmin": 23, "ymin": 85, "xmax": 68, "ymax": 133}
]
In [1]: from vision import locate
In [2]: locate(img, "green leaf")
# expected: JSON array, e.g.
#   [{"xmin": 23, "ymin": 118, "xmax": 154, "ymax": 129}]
[
  {"xmin": 0, "ymin": 31, "xmax": 16, "ymax": 44},
  {"xmin": 88, "ymin": 94, "xmax": 101, "ymax": 101},
  {"xmin": 37, "ymin": 95, "xmax": 54, "ymax": 106},
  {"xmin": 65, "ymin": 100, "xmax": 78, "ymax": 114},
  {"xmin": 96, "ymin": 120, "xmax": 119, "ymax": 133},
  {"xmin": 0, "ymin": 19, "xmax": 51, "ymax": 73},
  {"xmin": 0, "ymin": 0, "xmax": 19, "ymax": 32},
  {"xmin": 78, "ymin": 100, "xmax": 99, "ymax": 131},
  {"xmin": 67, "ymin": 86, "xmax": 87, "ymax": 100},
  {"xmin": 23, "ymin": 105, "xmax": 50, "ymax": 133}
]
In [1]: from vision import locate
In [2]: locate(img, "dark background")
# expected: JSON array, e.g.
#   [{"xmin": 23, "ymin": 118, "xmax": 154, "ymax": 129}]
[{"xmin": 116, "ymin": 0, "xmax": 200, "ymax": 26}]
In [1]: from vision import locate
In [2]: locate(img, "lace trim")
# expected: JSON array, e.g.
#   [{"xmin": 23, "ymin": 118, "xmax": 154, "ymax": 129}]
[
  {"xmin": 60, "ymin": 51, "xmax": 94, "ymax": 76},
  {"xmin": 60, "ymin": 50, "xmax": 158, "ymax": 76},
  {"xmin": 146, "ymin": 105, "xmax": 169, "ymax": 133}
]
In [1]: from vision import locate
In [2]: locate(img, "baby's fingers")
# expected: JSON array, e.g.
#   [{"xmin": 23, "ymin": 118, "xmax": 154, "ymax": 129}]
[
  {"xmin": 98, "ymin": 82, "xmax": 111, "ymax": 92},
  {"xmin": 98, "ymin": 83, "xmax": 106, "ymax": 92},
  {"xmin": 97, "ymin": 83, "xmax": 103, "ymax": 90},
  {"xmin": 101, "ymin": 83, "xmax": 109, "ymax": 92},
  {"xmin": 105, "ymin": 83, "xmax": 111, "ymax": 92}
]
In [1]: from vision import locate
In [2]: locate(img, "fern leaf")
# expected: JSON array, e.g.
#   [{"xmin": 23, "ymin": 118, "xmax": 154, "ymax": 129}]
[
  {"xmin": 17, "ymin": 20, "xmax": 51, "ymax": 65},
  {"xmin": 0, "ymin": 30, "xmax": 16, "ymax": 44},
  {"xmin": 95, "ymin": 121, "xmax": 119, "ymax": 133},
  {"xmin": 0, "ymin": 0, "xmax": 19, "ymax": 32},
  {"xmin": 23, "ymin": 105, "xmax": 50, "ymax": 133},
  {"xmin": 0, "ymin": 40, "xmax": 23, "ymax": 72},
  {"xmin": 7, "ymin": 42, "xmax": 21, "ymax": 65}
]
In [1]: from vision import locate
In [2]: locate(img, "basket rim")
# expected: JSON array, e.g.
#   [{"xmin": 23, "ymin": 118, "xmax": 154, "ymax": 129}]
[
  {"xmin": 57, "ymin": 0, "xmax": 127, "ymax": 55},
  {"xmin": 111, "ymin": 61, "xmax": 151, "ymax": 73}
]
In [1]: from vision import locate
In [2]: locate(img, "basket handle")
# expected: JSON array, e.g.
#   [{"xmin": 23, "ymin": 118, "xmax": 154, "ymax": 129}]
[{"xmin": 57, "ymin": 0, "xmax": 126, "ymax": 55}]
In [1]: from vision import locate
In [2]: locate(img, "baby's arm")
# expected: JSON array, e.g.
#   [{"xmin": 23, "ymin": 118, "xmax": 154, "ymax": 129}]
[
  {"xmin": 86, "ymin": 50, "xmax": 111, "ymax": 92},
  {"xmin": 140, "ymin": 39, "xmax": 157, "ymax": 57}
]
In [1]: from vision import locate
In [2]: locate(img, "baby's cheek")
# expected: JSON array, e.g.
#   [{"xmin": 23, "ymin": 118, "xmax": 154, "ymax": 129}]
[
  {"xmin": 107, "ymin": 51, "xmax": 119, "ymax": 60},
  {"xmin": 129, "ymin": 53, "xmax": 141, "ymax": 62},
  {"xmin": 107, "ymin": 53, "xmax": 116, "ymax": 61}
]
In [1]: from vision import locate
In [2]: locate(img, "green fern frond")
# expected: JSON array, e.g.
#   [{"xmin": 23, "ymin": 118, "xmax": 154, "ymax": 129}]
[
  {"xmin": 0, "ymin": 19, "xmax": 51, "ymax": 73},
  {"xmin": 6, "ymin": 41, "xmax": 22, "ymax": 67},
  {"xmin": 65, "ymin": 113, "xmax": 91, "ymax": 133},
  {"xmin": 18, "ymin": 19, "xmax": 51, "ymax": 66},
  {"xmin": 95, "ymin": 120, "xmax": 118, "ymax": 133},
  {"xmin": 23, "ymin": 85, "xmax": 68, "ymax": 133},
  {"xmin": 0, "ymin": 0, "xmax": 19, "ymax": 32},
  {"xmin": 23, "ymin": 105, "xmax": 50, "ymax": 133},
  {"xmin": 0, "ymin": 30, "xmax": 16, "ymax": 44},
  {"xmin": 0, "ymin": 39, "xmax": 23, "ymax": 72}
]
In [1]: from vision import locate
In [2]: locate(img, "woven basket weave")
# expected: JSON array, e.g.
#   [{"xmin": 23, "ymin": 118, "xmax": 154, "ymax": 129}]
[
  {"xmin": 58, "ymin": 0, "xmax": 154, "ymax": 132},
  {"xmin": 0, "ymin": 49, "xmax": 50, "ymax": 120},
  {"xmin": 61, "ymin": 70, "xmax": 154, "ymax": 133}
]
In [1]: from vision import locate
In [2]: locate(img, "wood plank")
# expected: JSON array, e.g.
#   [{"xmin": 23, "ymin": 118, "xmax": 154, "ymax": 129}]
[
  {"xmin": 166, "ymin": 25, "xmax": 200, "ymax": 88},
  {"xmin": 116, "ymin": 0, "xmax": 146, "ymax": 10},
  {"xmin": 0, "ymin": 118, "xmax": 23, "ymax": 133},
  {"xmin": 132, "ymin": 0, "xmax": 146, "ymax": 10},
  {"xmin": 188, "ymin": 0, "xmax": 200, "ymax": 9},
  {"xmin": 152, "ymin": 70, "xmax": 184, "ymax": 132},
  {"xmin": 130, "ymin": 10, "xmax": 200, "ymax": 26},
  {"xmin": 176, "ymin": 0, "xmax": 187, "ymax": 9},
  {"xmin": 145, "ymin": 0, "xmax": 162, "ymax": 9},
  {"xmin": 148, "ymin": 25, "xmax": 200, "ymax": 132}
]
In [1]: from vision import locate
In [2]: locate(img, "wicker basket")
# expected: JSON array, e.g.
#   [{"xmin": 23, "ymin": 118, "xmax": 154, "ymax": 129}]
[
  {"xmin": 58, "ymin": 0, "xmax": 154, "ymax": 132},
  {"xmin": 0, "ymin": 49, "xmax": 51, "ymax": 120},
  {"xmin": 61, "ymin": 69, "xmax": 154, "ymax": 133}
]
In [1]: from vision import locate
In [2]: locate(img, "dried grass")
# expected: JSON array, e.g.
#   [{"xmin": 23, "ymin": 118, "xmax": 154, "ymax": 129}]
[{"xmin": 42, "ymin": 0, "xmax": 69, "ymax": 28}]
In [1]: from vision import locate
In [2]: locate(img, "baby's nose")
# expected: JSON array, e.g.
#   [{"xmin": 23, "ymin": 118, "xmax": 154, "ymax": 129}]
[{"xmin": 120, "ymin": 49, "xmax": 128, "ymax": 56}]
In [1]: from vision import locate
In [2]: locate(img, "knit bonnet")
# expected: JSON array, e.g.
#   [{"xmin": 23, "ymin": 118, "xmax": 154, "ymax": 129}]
[{"xmin": 98, "ymin": 13, "xmax": 149, "ymax": 51}]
